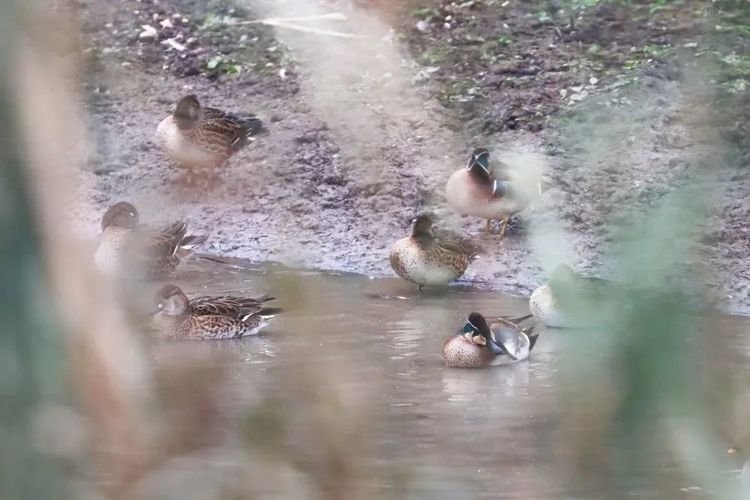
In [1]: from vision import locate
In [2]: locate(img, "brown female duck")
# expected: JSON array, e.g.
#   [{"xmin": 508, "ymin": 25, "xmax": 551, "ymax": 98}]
[
  {"xmin": 95, "ymin": 201, "xmax": 207, "ymax": 278},
  {"xmin": 156, "ymin": 95, "xmax": 265, "ymax": 180},
  {"xmin": 389, "ymin": 214, "xmax": 479, "ymax": 289},
  {"xmin": 151, "ymin": 284, "xmax": 282, "ymax": 340}
]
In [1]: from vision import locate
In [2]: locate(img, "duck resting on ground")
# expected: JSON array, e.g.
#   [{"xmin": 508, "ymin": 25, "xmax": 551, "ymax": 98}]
[
  {"xmin": 95, "ymin": 201, "xmax": 207, "ymax": 279},
  {"xmin": 445, "ymin": 148, "xmax": 530, "ymax": 237},
  {"xmin": 529, "ymin": 264, "xmax": 611, "ymax": 327},
  {"xmin": 150, "ymin": 284, "xmax": 282, "ymax": 340},
  {"xmin": 443, "ymin": 312, "xmax": 538, "ymax": 368},
  {"xmin": 389, "ymin": 214, "xmax": 480, "ymax": 290},
  {"xmin": 156, "ymin": 94, "xmax": 266, "ymax": 183}
]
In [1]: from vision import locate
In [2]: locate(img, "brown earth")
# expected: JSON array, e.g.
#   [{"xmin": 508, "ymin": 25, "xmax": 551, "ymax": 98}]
[{"xmin": 71, "ymin": 0, "xmax": 750, "ymax": 313}]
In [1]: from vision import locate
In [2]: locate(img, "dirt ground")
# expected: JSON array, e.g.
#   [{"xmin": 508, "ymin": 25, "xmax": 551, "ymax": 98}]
[{"xmin": 72, "ymin": 0, "xmax": 750, "ymax": 313}]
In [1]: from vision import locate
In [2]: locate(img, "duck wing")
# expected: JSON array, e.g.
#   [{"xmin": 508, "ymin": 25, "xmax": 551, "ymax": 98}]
[
  {"xmin": 434, "ymin": 227, "xmax": 481, "ymax": 259},
  {"xmin": 134, "ymin": 221, "xmax": 188, "ymax": 259},
  {"xmin": 201, "ymin": 107, "xmax": 265, "ymax": 151},
  {"xmin": 190, "ymin": 295, "xmax": 276, "ymax": 318},
  {"xmin": 488, "ymin": 324, "xmax": 528, "ymax": 360},
  {"xmin": 472, "ymin": 169, "xmax": 513, "ymax": 201}
]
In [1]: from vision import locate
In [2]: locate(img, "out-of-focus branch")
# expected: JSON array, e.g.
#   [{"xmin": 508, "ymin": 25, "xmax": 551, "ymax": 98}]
[{"xmin": 11, "ymin": 2, "xmax": 158, "ymax": 497}]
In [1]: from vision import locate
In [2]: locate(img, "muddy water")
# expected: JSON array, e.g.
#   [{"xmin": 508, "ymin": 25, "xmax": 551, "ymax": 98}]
[{"xmin": 141, "ymin": 259, "xmax": 750, "ymax": 499}]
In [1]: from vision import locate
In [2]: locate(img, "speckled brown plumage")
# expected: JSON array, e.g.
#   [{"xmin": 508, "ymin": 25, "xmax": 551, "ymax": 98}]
[
  {"xmin": 131, "ymin": 220, "xmax": 206, "ymax": 277},
  {"xmin": 189, "ymin": 294, "xmax": 275, "ymax": 317},
  {"xmin": 443, "ymin": 313, "xmax": 538, "ymax": 368},
  {"xmin": 151, "ymin": 284, "xmax": 281, "ymax": 340},
  {"xmin": 442, "ymin": 336, "xmax": 497, "ymax": 368},
  {"xmin": 156, "ymin": 95, "xmax": 265, "ymax": 174},
  {"xmin": 95, "ymin": 202, "xmax": 208, "ymax": 279},
  {"xmin": 389, "ymin": 214, "xmax": 479, "ymax": 287}
]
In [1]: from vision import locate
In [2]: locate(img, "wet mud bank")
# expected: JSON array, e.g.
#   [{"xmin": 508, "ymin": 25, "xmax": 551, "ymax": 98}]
[{"xmin": 73, "ymin": 0, "xmax": 750, "ymax": 313}]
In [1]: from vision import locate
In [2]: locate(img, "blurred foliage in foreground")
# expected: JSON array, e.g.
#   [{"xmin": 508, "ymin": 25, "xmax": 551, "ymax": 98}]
[
  {"xmin": 0, "ymin": 2, "xmax": 70, "ymax": 499},
  {"xmin": 551, "ymin": 187, "xmax": 744, "ymax": 497},
  {"xmin": 2, "ymin": 0, "xmax": 750, "ymax": 498}
]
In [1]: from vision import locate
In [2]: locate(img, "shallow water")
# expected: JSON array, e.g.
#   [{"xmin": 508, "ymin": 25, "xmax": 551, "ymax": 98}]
[{"xmin": 137, "ymin": 258, "xmax": 750, "ymax": 499}]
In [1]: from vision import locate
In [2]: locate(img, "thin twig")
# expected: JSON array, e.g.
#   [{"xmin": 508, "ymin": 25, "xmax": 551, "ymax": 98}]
[
  {"xmin": 233, "ymin": 13, "xmax": 348, "ymax": 25},
  {"xmin": 261, "ymin": 20, "xmax": 365, "ymax": 39}
]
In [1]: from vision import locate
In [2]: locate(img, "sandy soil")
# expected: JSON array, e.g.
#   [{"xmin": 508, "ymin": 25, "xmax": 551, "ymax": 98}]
[{"xmin": 72, "ymin": 0, "xmax": 750, "ymax": 313}]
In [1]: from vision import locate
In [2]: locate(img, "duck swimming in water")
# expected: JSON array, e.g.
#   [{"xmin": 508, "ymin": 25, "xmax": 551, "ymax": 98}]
[
  {"xmin": 150, "ymin": 284, "xmax": 282, "ymax": 340},
  {"xmin": 443, "ymin": 312, "xmax": 538, "ymax": 368}
]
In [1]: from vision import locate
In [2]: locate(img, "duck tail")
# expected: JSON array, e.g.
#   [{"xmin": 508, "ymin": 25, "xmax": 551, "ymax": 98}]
[
  {"xmin": 246, "ymin": 295, "xmax": 276, "ymax": 305},
  {"xmin": 528, "ymin": 328, "xmax": 540, "ymax": 352},
  {"xmin": 258, "ymin": 307, "xmax": 283, "ymax": 318},
  {"xmin": 524, "ymin": 320, "xmax": 542, "ymax": 352},
  {"xmin": 241, "ymin": 307, "xmax": 283, "ymax": 322},
  {"xmin": 507, "ymin": 313, "xmax": 533, "ymax": 323},
  {"xmin": 501, "ymin": 313, "xmax": 539, "ymax": 351},
  {"xmin": 231, "ymin": 117, "xmax": 267, "ymax": 151},
  {"xmin": 491, "ymin": 179, "xmax": 512, "ymax": 200},
  {"xmin": 242, "ymin": 116, "xmax": 266, "ymax": 137},
  {"xmin": 177, "ymin": 233, "xmax": 208, "ymax": 257}
]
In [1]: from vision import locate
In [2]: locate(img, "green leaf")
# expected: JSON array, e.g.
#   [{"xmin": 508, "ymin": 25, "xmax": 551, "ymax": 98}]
[{"xmin": 206, "ymin": 56, "xmax": 222, "ymax": 70}]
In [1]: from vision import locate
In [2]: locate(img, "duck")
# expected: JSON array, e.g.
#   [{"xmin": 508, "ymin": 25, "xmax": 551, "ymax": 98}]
[
  {"xmin": 445, "ymin": 148, "xmax": 528, "ymax": 237},
  {"xmin": 95, "ymin": 201, "xmax": 208, "ymax": 279},
  {"xmin": 155, "ymin": 95, "xmax": 265, "ymax": 181},
  {"xmin": 389, "ymin": 214, "xmax": 479, "ymax": 289},
  {"xmin": 443, "ymin": 312, "xmax": 538, "ymax": 368},
  {"xmin": 150, "ymin": 284, "xmax": 282, "ymax": 340},
  {"xmin": 529, "ymin": 264, "xmax": 610, "ymax": 327}
]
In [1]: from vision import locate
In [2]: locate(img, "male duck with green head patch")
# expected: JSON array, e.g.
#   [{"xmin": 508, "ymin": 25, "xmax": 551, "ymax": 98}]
[
  {"xmin": 443, "ymin": 312, "xmax": 538, "ymax": 368},
  {"xmin": 446, "ymin": 148, "xmax": 529, "ymax": 237}
]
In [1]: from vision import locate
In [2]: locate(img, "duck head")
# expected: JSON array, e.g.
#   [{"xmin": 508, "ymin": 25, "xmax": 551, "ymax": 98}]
[
  {"xmin": 411, "ymin": 214, "xmax": 435, "ymax": 246},
  {"xmin": 174, "ymin": 95, "xmax": 201, "ymax": 129},
  {"xmin": 154, "ymin": 284, "xmax": 190, "ymax": 317},
  {"xmin": 462, "ymin": 312, "xmax": 508, "ymax": 356},
  {"xmin": 101, "ymin": 201, "xmax": 139, "ymax": 231},
  {"xmin": 466, "ymin": 148, "xmax": 492, "ymax": 182}
]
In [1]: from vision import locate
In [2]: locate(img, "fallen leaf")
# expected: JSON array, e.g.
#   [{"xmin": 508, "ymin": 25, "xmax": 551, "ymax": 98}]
[
  {"xmin": 161, "ymin": 38, "xmax": 185, "ymax": 51},
  {"xmin": 139, "ymin": 24, "xmax": 158, "ymax": 39}
]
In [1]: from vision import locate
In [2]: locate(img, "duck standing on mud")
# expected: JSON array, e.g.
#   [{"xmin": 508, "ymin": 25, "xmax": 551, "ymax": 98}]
[
  {"xmin": 95, "ymin": 201, "xmax": 207, "ymax": 279},
  {"xmin": 150, "ymin": 284, "xmax": 282, "ymax": 340},
  {"xmin": 445, "ymin": 148, "xmax": 529, "ymax": 237},
  {"xmin": 389, "ymin": 214, "xmax": 479, "ymax": 289},
  {"xmin": 156, "ymin": 95, "xmax": 265, "ymax": 183},
  {"xmin": 443, "ymin": 312, "xmax": 538, "ymax": 368}
]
